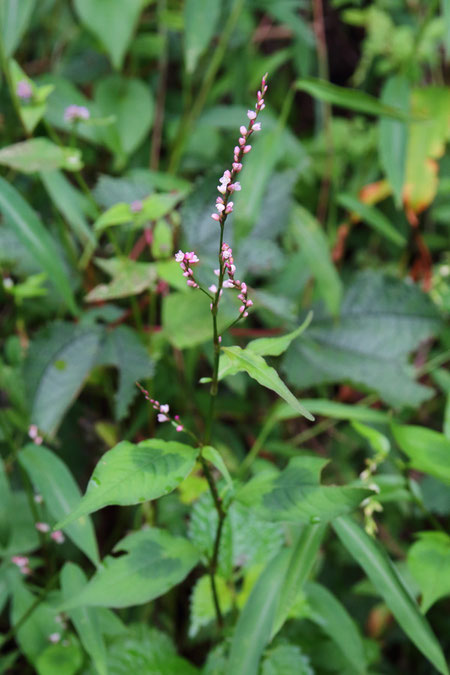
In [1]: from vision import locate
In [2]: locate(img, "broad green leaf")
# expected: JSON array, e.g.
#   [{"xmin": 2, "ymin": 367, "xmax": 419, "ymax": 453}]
[
  {"xmin": 74, "ymin": 0, "xmax": 142, "ymax": 70},
  {"xmin": 0, "ymin": 178, "xmax": 77, "ymax": 315},
  {"xmin": 407, "ymin": 532, "xmax": 450, "ymax": 613},
  {"xmin": 11, "ymin": 581, "xmax": 61, "ymax": 665},
  {"xmin": 0, "ymin": 0, "xmax": 36, "ymax": 56},
  {"xmin": 237, "ymin": 456, "xmax": 370, "ymax": 523},
  {"xmin": 337, "ymin": 193, "xmax": 406, "ymax": 246},
  {"xmin": 60, "ymin": 563, "xmax": 107, "ymax": 675},
  {"xmin": 227, "ymin": 549, "xmax": 291, "ymax": 675},
  {"xmin": 247, "ymin": 312, "xmax": 313, "ymax": 357},
  {"xmin": 222, "ymin": 346, "xmax": 314, "ymax": 420},
  {"xmin": 202, "ymin": 446, "xmax": 233, "ymax": 492},
  {"xmin": 291, "ymin": 206, "xmax": 342, "ymax": 316},
  {"xmin": 55, "ymin": 439, "xmax": 199, "ymax": 529},
  {"xmin": 404, "ymin": 87, "xmax": 450, "ymax": 214},
  {"xmin": 94, "ymin": 193, "xmax": 181, "ymax": 233},
  {"xmin": 273, "ymin": 398, "xmax": 389, "ymax": 424},
  {"xmin": 283, "ymin": 271, "xmax": 441, "ymax": 409},
  {"xmin": 378, "ymin": 76, "xmax": 410, "ymax": 207},
  {"xmin": 25, "ymin": 322, "xmax": 102, "ymax": 435},
  {"xmin": 296, "ymin": 78, "xmax": 409, "ymax": 119},
  {"xmin": 97, "ymin": 624, "xmax": 199, "ymax": 674},
  {"xmin": 189, "ymin": 574, "xmax": 233, "ymax": 637},
  {"xmin": 36, "ymin": 639, "xmax": 83, "ymax": 675},
  {"xmin": 333, "ymin": 515, "xmax": 449, "ymax": 675},
  {"xmin": 163, "ymin": 291, "xmax": 237, "ymax": 349},
  {"xmin": 392, "ymin": 424, "xmax": 450, "ymax": 484},
  {"xmin": 305, "ymin": 581, "xmax": 367, "ymax": 674},
  {"xmin": 0, "ymin": 492, "xmax": 39, "ymax": 556},
  {"xmin": 0, "ymin": 139, "xmax": 82, "ymax": 173},
  {"xmin": 261, "ymin": 645, "xmax": 314, "ymax": 675},
  {"xmin": 94, "ymin": 203, "xmax": 134, "ymax": 232},
  {"xmin": 9, "ymin": 60, "xmax": 53, "ymax": 133},
  {"xmin": 272, "ymin": 523, "xmax": 325, "ymax": 637},
  {"xmin": 19, "ymin": 444, "xmax": 99, "ymax": 566},
  {"xmin": 96, "ymin": 325, "xmax": 154, "ymax": 420},
  {"xmin": 40, "ymin": 171, "xmax": 95, "ymax": 247},
  {"xmin": 95, "ymin": 75, "xmax": 154, "ymax": 162},
  {"xmin": 86, "ymin": 258, "xmax": 157, "ymax": 302},
  {"xmin": 184, "ymin": 0, "xmax": 222, "ymax": 73},
  {"xmin": 60, "ymin": 528, "xmax": 200, "ymax": 609}
]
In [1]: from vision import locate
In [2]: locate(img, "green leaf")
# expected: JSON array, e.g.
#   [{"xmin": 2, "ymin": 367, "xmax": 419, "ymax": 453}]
[
  {"xmin": 227, "ymin": 549, "xmax": 291, "ymax": 675},
  {"xmin": 9, "ymin": 60, "xmax": 53, "ymax": 134},
  {"xmin": 202, "ymin": 446, "xmax": 233, "ymax": 492},
  {"xmin": 25, "ymin": 322, "xmax": 102, "ymax": 435},
  {"xmin": 0, "ymin": 0, "xmax": 36, "ymax": 57},
  {"xmin": 60, "ymin": 563, "xmax": 108, "ymax": 675},
  {"xmin": 0, "ymin": 178, "xmax": 78, "ymax": 315},
  {"xmin": 261, "ymin": 645, "xmax": 314, "ymax": 675},
  {"xmin": 97, "ymin": 624, "xmax": 199, "ymax": 674},
  {"xmin": 19, "ymin": 444, "xmax": 99, "ymax": 566},
  {"xmin": 407, "ymin": 532, "xmax": 450, "ymax": 613},
  {"xmin": 221, "ymin": 346, "xmax": 314, "ymax": 421},
  {"xmin": 283, "ymin": 271, "xmax": 441, "ymax": 409},
  {"xmin": 95, "ymin": 75, "xmax": 154, "ymax": 161},
  {"xmin": 392, "ymin": 424, "xmax": 450, "ymax": 483},
  {"xmin": 0, "ymin": 459, "xmax": 11, "ymax": 548},
  {"xmin": 86, "ymin": 258, "xmax": 157, "ymax": 302},
  {"xmin": 305, "ymin": 581, "xmax": 367, "ymax": 674},
  {"xmin": 378, "ymin": 76, "xmax": 410, "ymax": 207},
  {"xmin": 189, "ymin": 574, "xmax": 233, "ymax": 637},
  {"xmin": 333, "ymin": 515, "xmax": 449, "ymax": 675},
  {"xmin": 296, "ymin": 78, "xmax": 409, "ymax": 119},
  {"xmin": 96, "ymin": 325, "xmax": 154, "ymax": 420},
  {"xmin": 40, "ymin": 171, "xmax": 96, "ymax": 247},
  {"xmin": 74, "ymin": 0, "xmax": 142, "ymax": 70},
  {"xmin": 337, "ymin": 193, "xmax": 406, "ymax": 247},
  {"xmin": 247, "ymin": 312, "xmax": 313, "ymax": 357},
  {"xmin": 60, "ymin": 528, "xmax": 200, "ymax": 609},
  {"xmin": 352, "ymin": 421, "xmax": 390, "ymax": 457},
  {"xmin": 184, "ymin": 0, "xmax": 222, "ymax": 73},
  {"xmin": 272, "ymin": 523, "xmax": 325, "ymax": 637},
  {"xmin": 188, "ymin": 492, "xmax": 233, "ymax": 579},
  {"xmin": 94, "ymin": 203, "xmax": 134, "ymax": 232},
  {"xmin": 11, "ymin": 581, "xmax": 61, "ymax": 665},
  {"xmin": 273, "ymin": 398, "xmax": 389, "ymax": 424},
  {"xmin": 55, "ymin": 439, "xmax": 199, "ymax": 529},
  {"xmin": 0, "ymin": 138, "xmax": 82, "ymax": 173},
  {"xmin": 237, "ymin": 456, "xmax": 370, "ymax": 524},
  {"xmin": 0, "ymin": 492, "xmax": 39, "ymax": 556},
  {"xmin": 36, "ymin": 639, "xmax": 83, "ymax": 675},
  {"xmin": 291, "ymin": 206, "xmax": 342, "ymax": 316}
]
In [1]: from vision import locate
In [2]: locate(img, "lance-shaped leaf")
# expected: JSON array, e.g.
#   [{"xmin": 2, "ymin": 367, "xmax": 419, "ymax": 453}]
[
  {"xmin": 19, "ymin": 444, "xmax": 99, "ymax": 566},
  {"xmin": 246, "ymin": 312, "xmax": 313, "ymax": 357},
  {"xmin": 221, "ymin": 346, "xmax": 313, "ymax": 421},
  {"xmin": 55, "ymin": 440, "xmax": 199, "ymax": 529},
  {"xmin": 392, "ymin": 424, "xmax": 450, "ymax": 484},
  {"xmin": 236, "ymin": 456, "xmax": 370, "ymax": 523},
  {"xmin": 60, "ymin": 528, "xmax": 200, "ymax": 609},
  {"xmin": 333, "ymin": 515, "xmax": 449, "ymax": 675}
]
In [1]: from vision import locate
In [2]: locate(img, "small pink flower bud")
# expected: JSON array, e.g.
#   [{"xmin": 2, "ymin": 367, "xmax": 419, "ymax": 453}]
[
  {"xmin": 217, "ymin": 184, "xmax": 227, "ymax": 194},
  {"xmin": 28, "ymin": 424, "xmax": 38, "ymax": 439},
  {"xmin": 232, "ymin": 162, "xmax": 242, "ymax": 171},
  {"xmin": 243, "ymin": 311, "xmax": 248, "ymax": 317},
  {"xmin": 216, "ymin": 203, "xmax": 225, "ymax": 212},
  {"xmin": 234, "ymin": 146, "xmax": 240, "ymax": 155},
  {"xmin": 252, "ymin": 123, "xmax": 261, "ymax": 131},
  {"xmin": 157, "ymin": 414, "xmax": 169, "ymax": 423},
  {"xmin": 176, "ymin": 425, "xmax": 183, "ymax": 432},
  {"xmin": 243, "ymin": 145, "xmax": 252, "ymax": 153},
  {"xmin": 174, "ymin": 415, "xmax": 180, "ymax": 421},
  {"xmin": 246, "ymin": 299, "xmax": 253, "ymax": 307},
  {"xmin": 211, "ymin": 213, "xmax": 220, "ymax": 221},
  {"xmin": 36, "ymin": 522, "xmax": 50, "ymax": 533},
  {"xmin": 240, "ymin": 125, "xmax": 247, "ymax": 135},
  {"xmin": 48, "ymin": 633, "xmax": 61, "ymax": 644},
  {"xmin": 218, "ymin": 336, "xmax": 222, "ymax": 343},
  {"xmin": 209, "ymin": 284, "xmax": 217, "ymax": 293},
  {"xmin": 247, "ymin": 110, "xmax": 257, "ymax": 120},
  {"xmin": 160, "ymin": 404, "xmax": 169, "ymax": 414},
  {"xmin": 225, "ymin": 203, "xmax": 233, "ymax": 214},
  {"xmin": 233, "ymin": 182, "xmax": 241, "ymax": 191},
  {"xmin": 239, "ymin": 137, "xmax": 245, "ymax": 146},
  {"xmin": 239, "ymin": 305, "xmax": 245, "ymax": 313},
  {"xmin": 51, "ymin": 531, "xmax": 65, "ymax": 544},
  {"xmin": 175, "ymin": 250, "xmax": 184, "ymax": 262},
  {"xmin": 34, "ymin": 494, "xmax": 43, "ymax": 504}
]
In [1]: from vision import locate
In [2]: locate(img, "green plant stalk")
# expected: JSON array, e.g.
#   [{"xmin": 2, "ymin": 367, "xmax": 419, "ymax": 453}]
[
  {"xmin": 0, "ymin": 35, "xmax": 29, "ymax": 137},
  {"xmin": 168, "ymin": 0, "xmax": 245, "ymax": 173}
]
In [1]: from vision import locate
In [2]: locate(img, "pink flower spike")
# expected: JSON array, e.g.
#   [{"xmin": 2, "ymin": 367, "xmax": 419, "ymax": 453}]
[
  {"xmin": 176, "ymin": 425, "xmax": 183, "ymax": 432},
  {"xmin": 247, "ymin": 110, "xmax": 257, "ymax": 120},
  {"xmin": 51, "ymin": 531, "xmax": 65, "ymax": 544},
  {"xmin": 211, "ymin": 213, "xmax": 220, "ymax": 221},
  {"xmin": 157, "ymin": 414, "xmax": 169, "ymax": 423},
  {"xmin": 240, "ymin": 125, "xmax": 247, "ymax": 135},
  {"xmin": 253, "ymin": 123, "xmax": 261, "ymax": 131},
  {"xmin": 36, "ymin": 522, "xmax": 50, "ymax": 533},
  {"xmin": 243, "ymin": 145, "xmax": 252, "ymax": 153}
]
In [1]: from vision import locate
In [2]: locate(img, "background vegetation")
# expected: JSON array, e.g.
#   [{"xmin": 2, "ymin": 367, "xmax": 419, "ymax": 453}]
[{"xmin": 0, "ymin": 0, "xmax": 449, "ymax": 673}]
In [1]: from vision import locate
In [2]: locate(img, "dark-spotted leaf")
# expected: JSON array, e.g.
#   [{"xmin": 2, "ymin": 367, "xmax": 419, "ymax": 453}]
[
  {"xmin": 60, "ymin": 528, "xmax": 200, "ymax": 609},
  {"xmin": 334, "ymin": 515, "xmax": 449, "ymax": 675},
  {"xmin": 55, "ymin": 439, "xmax": 199, "ymax": 529},
  {"xmin": 221, "ymin": 346, "xmax": 313, "ymax": 420},
  {"xmin": 237, "ymin": 456, "xmax": 370, "ymax": 523},
  {"xmin": 392, "ymin": 424, "xmax": 450, "ymax": 484},
  {"xmin": 19, "ymin": 444, "xmax": 99, "ymax": 566},
  {"xmin": 0, "ymin": 178, "xmax": 77, "ymax": 315}
]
